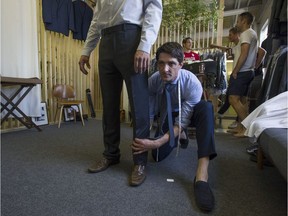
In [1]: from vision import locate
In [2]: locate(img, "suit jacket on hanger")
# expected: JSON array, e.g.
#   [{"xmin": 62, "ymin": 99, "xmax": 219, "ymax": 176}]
[
  {"xmin": 42, "ymin": 0, "xmax": 75, "ymax": 36},
  {"xmin": 72, "ymin": 0, "xmax": 93, "ymax": 41}
]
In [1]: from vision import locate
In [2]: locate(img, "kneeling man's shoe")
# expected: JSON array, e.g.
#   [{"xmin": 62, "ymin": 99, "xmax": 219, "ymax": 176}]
[
  {"xmin": 88, "ymin": 158, "xmax": 119, "ymax": 173},
  {"xmin": 130, "ymin": 165, "xmax": 146, "ymax": 186},
  {"xmin": 194, "ymin": 179, "xmax": 215, "ymax": 212},
  {"xmin": 180, "ymin": 138, "xmax": 189, "ymax": 149},
  {"xmin": 180, "ymin": 129, "xmax": 189, "ymax": 149}
]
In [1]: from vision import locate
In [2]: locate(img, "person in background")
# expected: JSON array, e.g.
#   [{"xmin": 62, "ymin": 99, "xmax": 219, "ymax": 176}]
[
  {"xmin": 211, "ymin": 27, "xmax": 266, "ymax": 132},
  {"xmin": 210, "ymin": 27, "xmax": 241, "ymax": 129},
  {"xmin": 132, "ymin": 42, "xmax": 217, "ymax": 212},
  {"xmin": 210, "ymin": 27, "xmax": 240, "ymax": 59},
  {"xmin": 182, "ymin": 37, "xmax": 200, "ymax": 64},
  {"xmin": 227, "ymin": 12, "xmax": 258, "ymax": 137},
  {"xmin": 78, "ymin": 0, "xmax": 162, "ymax": 187}
]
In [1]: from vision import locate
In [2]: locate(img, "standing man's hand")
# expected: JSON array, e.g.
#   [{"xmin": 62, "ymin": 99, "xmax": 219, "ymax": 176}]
[
  {"xmin": 79, "ymin": 55, "xmax": 91, "ymax": 75},
  {"xmin": 134, "ymin": 50, "xmax": 150, "ymax": 73},
  {"xmin": 231, "ymin": 69, "xmax": 238, "ymax": 79}
]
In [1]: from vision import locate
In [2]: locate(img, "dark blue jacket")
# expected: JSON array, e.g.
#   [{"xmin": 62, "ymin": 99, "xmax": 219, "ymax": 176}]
[
  {"xmin": 72, "ymin": 0, "xmax": 93, "ymax": 41},
  {"xmin": 42, "ymin": 0, "xmax": 75, "ymax": 36}
]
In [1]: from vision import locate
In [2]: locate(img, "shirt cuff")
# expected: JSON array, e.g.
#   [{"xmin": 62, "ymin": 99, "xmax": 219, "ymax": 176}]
[
  {"xmin": 137, "ymin": 42, "xmax": 151, "ymax": 54},
  {"xmin": 81, "ymin": 47, "xmax": 94, "ymax": 57}
]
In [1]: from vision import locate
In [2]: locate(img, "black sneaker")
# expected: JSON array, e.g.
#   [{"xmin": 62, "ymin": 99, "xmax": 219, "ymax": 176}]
[
  {"xmin": 246, "ymin": 144, "xmax": 258, "ymax": 155},
  {"xmin": 180, "ymin": 138, "xmax": 189, "ymax": 149}
]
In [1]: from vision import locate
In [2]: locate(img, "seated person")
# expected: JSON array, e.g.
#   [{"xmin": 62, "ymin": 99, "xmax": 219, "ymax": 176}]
[
  {"xmin": 132, "ymin": 42, "xmax": 217, "ymax": 212},
  {"xmin": 182, "ymin": 37, "xmax": 200, "ymax": 64}
]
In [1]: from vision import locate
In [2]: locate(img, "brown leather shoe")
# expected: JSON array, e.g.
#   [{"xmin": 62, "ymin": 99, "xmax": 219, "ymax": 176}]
[
  {"xmin": 130, "ymin": 165, "xmax": 146, "ymax": 186},
  {"xmin": 88, "ymin": 158, "xmax": 119, "ymax": 173}
]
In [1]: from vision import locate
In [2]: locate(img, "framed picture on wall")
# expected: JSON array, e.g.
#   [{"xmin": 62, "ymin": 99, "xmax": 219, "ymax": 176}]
[{"xmin": 32, "ymin": 102, "xmax": 49, "ymax": 126}]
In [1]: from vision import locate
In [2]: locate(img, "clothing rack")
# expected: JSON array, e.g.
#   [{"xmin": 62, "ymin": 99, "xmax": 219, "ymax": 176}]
[{"xmin": 187, "ymin": 48, "xmax": 225, "ymax": 60}]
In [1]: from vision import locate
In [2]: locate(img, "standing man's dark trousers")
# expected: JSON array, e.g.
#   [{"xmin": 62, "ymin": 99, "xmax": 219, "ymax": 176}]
[
  {"xmin": 99, "ymin": 24, "xmax": 150, "ymax": 165},
  {"xmin": 152, "ymin": 100, "xmax": 217, "ymax": 161}
]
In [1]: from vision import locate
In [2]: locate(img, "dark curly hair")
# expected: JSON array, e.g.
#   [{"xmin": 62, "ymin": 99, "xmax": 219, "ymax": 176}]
[{"xmin": 156, "ymin": 42, "xmax": 184, "ymax": 64}]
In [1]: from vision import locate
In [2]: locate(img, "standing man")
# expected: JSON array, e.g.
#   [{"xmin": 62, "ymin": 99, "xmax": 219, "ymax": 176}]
[
  {"xmin": 210, "ymin": 27, "xmax": 240, "ymax": 58},
  {"xmin": 210, "ymin": 27, "xmax": 241, "ymax": 128},
  {"xmin": 78, "ymin": 0, "xmax": 162, "ymax": 187},
  {"xmin": 132, "ymin": 42, "xmax": 217, "ymax": 212},
  {"xmin": 228, "ymin": 12, "xmax": 258, "ymax": 136}
]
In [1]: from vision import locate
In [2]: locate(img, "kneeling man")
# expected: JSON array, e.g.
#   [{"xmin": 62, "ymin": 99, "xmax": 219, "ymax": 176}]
[{"xmin": 132, "ymin": 42, "xmax": 217, "ymax": 212}]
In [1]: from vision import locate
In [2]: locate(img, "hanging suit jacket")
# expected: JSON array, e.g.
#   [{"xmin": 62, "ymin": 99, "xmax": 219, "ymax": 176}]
[
  {"xmin": 42, "ymin": 0, "xmax": 75, "ymax": 36},
  {"xmin": 268, "ymin": 0, "xmax": 287, "ymax": 37},
  {"xmin": 72, "ymin": 0, "xmax": 93, "ymax": 41},
  {"xmin": 257, "ymin": 46, "xmax": 288, "ymax": 106}
]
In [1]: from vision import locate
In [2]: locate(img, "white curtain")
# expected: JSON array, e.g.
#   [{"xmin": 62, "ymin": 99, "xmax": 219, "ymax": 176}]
[{"xmin": 1, "ymin": 0, "xmax": 41, "ymax": 117}]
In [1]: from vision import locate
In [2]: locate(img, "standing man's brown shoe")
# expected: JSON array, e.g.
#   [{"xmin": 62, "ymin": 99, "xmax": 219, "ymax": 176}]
[
  {"xmin": 88, "ymin": 158, "xmax": 120, "ymax": 173},
  {"xmin": 130, "ymin": 165, "xmax": 146, "ymax": 186}
]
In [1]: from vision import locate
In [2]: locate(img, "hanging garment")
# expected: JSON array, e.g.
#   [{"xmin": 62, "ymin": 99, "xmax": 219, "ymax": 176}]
[
  {"xmin": 257, "ymin": 46, "xmax": 288, "ymax": 106},
  {"xmin": 42, "ymin": 0, "xmax": 75, "ymax": 36},
  {"xmin": 205, "ymin": 51, "xmax": 227, "ymax": 94},
  {"xmin": 72, "ymin": 0, "xmax": 93, "ymax": 41},
  {"xmin": 268, "ymin": 0, "xmax": 287, "ymax": 37}
]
